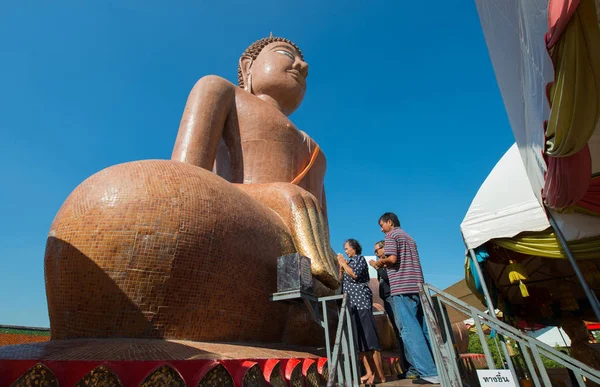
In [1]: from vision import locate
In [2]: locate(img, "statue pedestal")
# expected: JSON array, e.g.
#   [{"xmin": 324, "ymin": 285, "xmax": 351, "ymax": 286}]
[
  {"xmin": 0, "ymin": 339, "xmax": 409, "ymax": 386},
  {"xmin": 0, "ymin": 339, "xmax": 329, "ymax": 386}
]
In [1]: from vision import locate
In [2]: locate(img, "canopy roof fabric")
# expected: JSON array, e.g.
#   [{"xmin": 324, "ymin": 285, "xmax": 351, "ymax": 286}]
[
  {"xmin": 461, "ymin": 144, "xmax": 600, "ymax": 250},
  {"xmin": 474, "ymin": 0, "xmax": 600, "ymax": 211},
  {"xmin": 473, "ymin": 0, "xmax": 552, "ymax": 204},
  {"xmin": 441, "ymin": 279, "xmax": 487, "ymax": 325},
  {"xmin": 460, "ymin": 144, "xmax": 548, "ymax": 250}
]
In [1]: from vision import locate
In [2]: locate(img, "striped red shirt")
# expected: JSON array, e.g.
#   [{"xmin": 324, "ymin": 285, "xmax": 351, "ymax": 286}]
[{"xmin": 384, "ymin": 227, "xmax": 424, "ymax": 295}]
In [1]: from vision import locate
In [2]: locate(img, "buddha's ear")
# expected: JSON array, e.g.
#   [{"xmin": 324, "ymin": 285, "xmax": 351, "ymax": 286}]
[{"xmin": 239, "ymin": 55, "xmax": 254, "ymax": 86}]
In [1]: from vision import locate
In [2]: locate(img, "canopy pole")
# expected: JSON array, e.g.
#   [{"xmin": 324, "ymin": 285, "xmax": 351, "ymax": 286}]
[
  {"xmin": 469, "ymin": 249, "xmax": 518, "ymax": 380},
  {"xmin": 469, "ymin": 249, "xmax": 495, "ymax": 312},
  {"xmin": 558, "ymin": 327, "xmax": 571, "ymax": 354},
  {"xmin": 546, "ymin": 209, "xmax": 600, "ymax": 322}
]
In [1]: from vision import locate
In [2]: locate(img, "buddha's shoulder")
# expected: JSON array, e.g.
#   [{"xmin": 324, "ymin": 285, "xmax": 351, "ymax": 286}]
[
  {"xmin": 299, "ymin": 130, "xmax": 326, "ymax": 161},
  {"xmin": 192, "ymin": 75, "xmax": 237, "ymax": 95}
]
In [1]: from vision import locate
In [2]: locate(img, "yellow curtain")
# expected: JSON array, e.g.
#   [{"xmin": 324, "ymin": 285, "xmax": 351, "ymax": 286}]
[
  {"xmin": 572, "ymin": 206, "xmax": 600, "ymax": 216},
  {"xmin": 492, "ymin": 230, "xmax": 600, "ymax": 260},
  {"xmin": 545, "ymin": 0, "xmax": 600, "ymax": 157}
]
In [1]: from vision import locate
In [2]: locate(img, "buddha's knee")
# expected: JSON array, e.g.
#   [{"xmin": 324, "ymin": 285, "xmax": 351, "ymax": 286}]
[{"xmin": 45, "ymin": 159, "xmax": 294, "ymax": 341}]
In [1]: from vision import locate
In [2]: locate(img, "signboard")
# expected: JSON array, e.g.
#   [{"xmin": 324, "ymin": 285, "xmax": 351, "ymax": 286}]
[
  {"xmin": 276, "ymin": 253, "xmax": 313, "ymax": 293},
  {"xmin": 300, "ymin": 256, "xmax": 313, "ymax": 288},
  {"xmin": 476, "ymin": 370, "xmax": 517, "ymax": 386}
]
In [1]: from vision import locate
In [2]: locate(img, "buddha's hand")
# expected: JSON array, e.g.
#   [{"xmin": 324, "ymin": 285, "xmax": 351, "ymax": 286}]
[{"xmin": 234, "ymin": 182, "xmax": 340, "ymax": 290}]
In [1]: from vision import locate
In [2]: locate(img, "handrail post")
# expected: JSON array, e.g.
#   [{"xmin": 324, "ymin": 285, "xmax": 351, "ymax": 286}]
[
  {"xmin": 469, "ymin": 249, "xmax": 519, "ymax": 379},
  {"xmin": 518, "ymin": 341, "xmax": 542, "ymax": 387},
  {"xmin": 339, "ymin": 326, "xmax": 353, "ymax": 386},
  {"xmin": 426, "ymin": 282, "xmax": 600, "ymax": 385},
  {"xmin": 419, "ymin": 284, "xmax": 461, "ymax": 386},
  {"xmin": 436, "ymin": 296, "xmax": 462, "ymax": 382},
  {"xmin": 528, "ymin": 337, "xmax": 552, "ymax": 386},
  {"xmin": 472, "ymin": 310, "xmax": 496, "ymax": 370},
  {"xmin": 498, "ymin": 335, "xmax": 519, "ymax": 382},
  {"xmin": 321, "ymin": 300, "xmax": 331, "ymax": 360},
  {"xmin": 327, "ymin": 294, "xmax": 348, "ymax": 387},
  {"xmin": 344, "ymin": 306, "xmax": 360, "ymax": 385}
]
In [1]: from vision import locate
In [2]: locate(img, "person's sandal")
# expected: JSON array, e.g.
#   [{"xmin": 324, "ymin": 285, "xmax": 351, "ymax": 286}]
[{"xmin": 364, "ymin": 375, "xmax": 376, "ymax": 386}]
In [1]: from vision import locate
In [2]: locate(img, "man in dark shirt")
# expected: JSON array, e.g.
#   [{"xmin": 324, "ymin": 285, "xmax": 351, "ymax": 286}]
[{"xmin": 370, "ymin": 240, "xmax": 416, "ymax": 379}]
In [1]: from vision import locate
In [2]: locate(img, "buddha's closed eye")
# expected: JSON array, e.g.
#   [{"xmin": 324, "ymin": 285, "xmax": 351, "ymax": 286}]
[{"xmin": 276, "ymin": 50, "xmax": 295, "ymax": 60}]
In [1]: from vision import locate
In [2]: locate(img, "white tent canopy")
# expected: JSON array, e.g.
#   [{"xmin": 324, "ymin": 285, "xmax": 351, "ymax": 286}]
[
  {"xmin": 473, "ymin": 0, "xmax": 553, "ymax": 205},
  {"xmin": 460, "ymin": 144, "xmax": 547, "ymax": 250},
  {"xmin": 460, "ymin": 144, "xmax": 600, "ymax": 250},
  {"xmin": 473, "ymin": 0, "xmax": 600, "ymax": 206}
]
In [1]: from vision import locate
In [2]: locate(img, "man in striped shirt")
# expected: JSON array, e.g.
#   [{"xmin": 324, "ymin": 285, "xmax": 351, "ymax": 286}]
[{"xmin": 372, "ymin": 212, "xmax": 439, "ymax": 385}]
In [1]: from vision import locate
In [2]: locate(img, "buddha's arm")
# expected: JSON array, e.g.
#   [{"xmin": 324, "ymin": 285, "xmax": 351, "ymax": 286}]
[
  {"xmin": 321, "ymin": 185, "xmax": 329, "ymax": 223},
  {"xmin": 172, "ymin": 76, "xmax": 235, "ymax": 169},
  {"xmin": 304, "ymin": 136, "xmax": 329, "ymax": 221}
]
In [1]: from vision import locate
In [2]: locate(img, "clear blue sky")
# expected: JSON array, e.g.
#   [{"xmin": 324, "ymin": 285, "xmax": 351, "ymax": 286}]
[{"xmin": 0, "ymin": 1, "xmax": 515, "ymax": 327}]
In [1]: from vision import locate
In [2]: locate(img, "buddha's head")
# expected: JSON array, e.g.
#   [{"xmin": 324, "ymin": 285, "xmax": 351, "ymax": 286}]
[{"xmin": 238, "ymin": 36, "xmax": 309, "ymax": 116}]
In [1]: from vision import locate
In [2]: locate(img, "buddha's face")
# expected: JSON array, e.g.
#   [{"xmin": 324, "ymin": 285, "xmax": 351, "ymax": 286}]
[{"xmin": 242, "ymin": 42, "xmax": 309, "ymax": 115}]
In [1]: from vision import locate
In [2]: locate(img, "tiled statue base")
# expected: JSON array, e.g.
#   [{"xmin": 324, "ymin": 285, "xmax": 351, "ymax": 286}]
[
  {"xmin": 0, "ymin": 339, "xmax": 408, "ymax": 386},
  {"xmin": 0, "ymin": 339, "xmax": 328, "ymax": 386}
]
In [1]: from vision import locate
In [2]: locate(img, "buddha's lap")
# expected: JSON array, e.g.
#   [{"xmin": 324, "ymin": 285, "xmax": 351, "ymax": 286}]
[{"xmin": 45, "ymin": 159, "xmax": 298, "ymax": 341}]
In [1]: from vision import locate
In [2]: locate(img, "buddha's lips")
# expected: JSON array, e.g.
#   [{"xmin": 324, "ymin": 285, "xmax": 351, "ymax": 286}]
[{"xmin": 287, "ymin": 70, "xmax": 306, "ymax": 86}]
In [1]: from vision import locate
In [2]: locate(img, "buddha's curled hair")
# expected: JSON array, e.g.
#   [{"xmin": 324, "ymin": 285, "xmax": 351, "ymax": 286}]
[{"xmin": 237, "ymin": 36, "xmax": 304, "ymax": 88}]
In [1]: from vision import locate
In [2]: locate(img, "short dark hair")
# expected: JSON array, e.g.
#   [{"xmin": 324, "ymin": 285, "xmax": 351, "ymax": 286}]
[
  {"xmin": 344, "ymin": 239, "xmax": 362, "ymax": 255},
  {"xmin": 379, "ymin": 212, "xmax": 400, "ymax": 227},
  {"xmin": 376, "ymin": 240, "xmax": 385, "ymax": 248}
]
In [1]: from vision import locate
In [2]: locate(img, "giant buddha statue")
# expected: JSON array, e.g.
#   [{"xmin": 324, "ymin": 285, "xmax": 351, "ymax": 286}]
[{"xmin": 44, "ymin": 36, "xmax": 339, "ymax": 344}]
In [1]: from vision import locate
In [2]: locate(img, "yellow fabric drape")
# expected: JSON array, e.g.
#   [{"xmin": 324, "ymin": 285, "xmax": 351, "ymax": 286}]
[
  {"xmin": 572, "ymin": 205, "xmax": 600, "ymax": 216},
  {"xmin": 545, "ymin": 0, "xmax": 600, "ymax": 157},
  {"xmin": 492, "ymin": 230, "xmax": 600, "ymax": 260}
]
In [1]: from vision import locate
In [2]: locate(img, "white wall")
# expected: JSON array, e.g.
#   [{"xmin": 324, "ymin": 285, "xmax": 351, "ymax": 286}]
[
  {"xmin": 527, "ymin": 326, "xmax": 571, "ymax": 347},
  {"xmin": 364, "ymin": 255, "xmax": 378, "ymax": 278}
]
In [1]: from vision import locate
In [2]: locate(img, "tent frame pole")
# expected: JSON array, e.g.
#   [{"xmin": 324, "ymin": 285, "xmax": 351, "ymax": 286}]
[
  {"xmin": 469, "ymin": 249, "xmax": 494, "ymax": 312},
  {"xmin": 545, "ymin": 209, "xmax": 600, "ymax": 322},
  {"xmin": 469, "ymin": 249, "xmax": 518, "ymax": 380}
]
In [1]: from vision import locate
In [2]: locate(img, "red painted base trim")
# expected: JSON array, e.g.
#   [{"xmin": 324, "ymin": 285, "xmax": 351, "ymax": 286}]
[{"xmin": 0, "ymin": 355, "xmax": 406, "ymax": 386}]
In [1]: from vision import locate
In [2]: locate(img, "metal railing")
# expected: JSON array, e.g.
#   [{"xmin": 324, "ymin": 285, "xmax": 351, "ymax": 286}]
[
  {"xmin": 270, "ymin": 290, "xmax": 360, "ymax": 386},
  {"xmin": 324, "ymin": 293, "xmax": 360, "ymax": 387},
  {"xmin": 420, "ymin": 283, "xmax": 600, "ymax": 386}
]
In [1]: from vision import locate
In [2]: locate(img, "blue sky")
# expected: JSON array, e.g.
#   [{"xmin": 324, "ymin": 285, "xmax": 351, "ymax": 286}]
[{"xmin": 0, "ymin": 1, "xmax": 515, "ymax": 327}]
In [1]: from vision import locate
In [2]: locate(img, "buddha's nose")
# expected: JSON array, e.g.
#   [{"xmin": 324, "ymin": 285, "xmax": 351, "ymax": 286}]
[{"xmin": 295, "ymin": 60, "xmax": 309, "ymax": 78}]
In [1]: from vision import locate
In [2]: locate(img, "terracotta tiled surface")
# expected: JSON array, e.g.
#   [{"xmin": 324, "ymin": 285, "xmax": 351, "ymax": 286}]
[
  {"xmin": 44, "ymin": 36, "xmax": 344, "ymax": 346},
  {"xmin": 0, "ymin": 339, "xmax": 324, "ymax": 361},
  {"xmin": 45, "ymin": 160, "xmax": 303, "ymax": 342}
]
